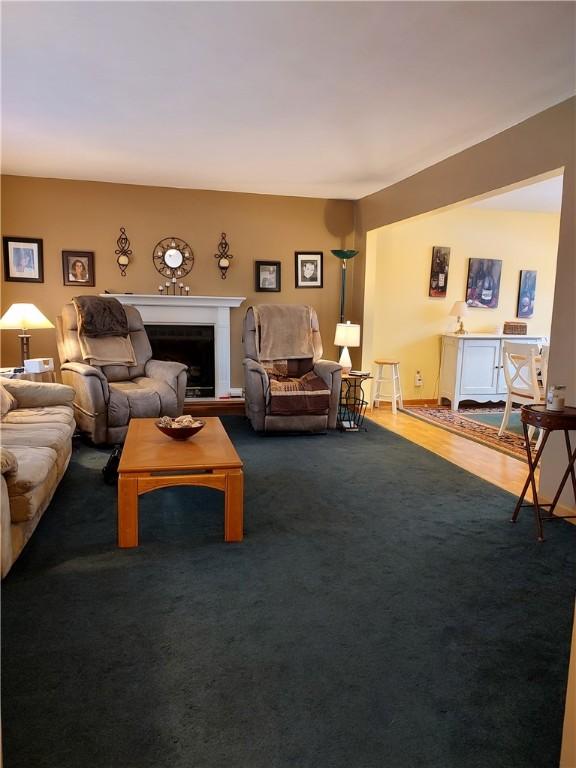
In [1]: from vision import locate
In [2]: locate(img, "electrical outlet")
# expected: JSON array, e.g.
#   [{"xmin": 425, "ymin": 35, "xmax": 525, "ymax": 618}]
[{"xmin": 415, "ymin": 370, "xmax": 423, "ymax": 387}]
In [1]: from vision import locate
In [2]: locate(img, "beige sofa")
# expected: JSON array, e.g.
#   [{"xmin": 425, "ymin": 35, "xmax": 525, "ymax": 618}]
[{"xmin": 1, "ymin": 377, "xmax": 75, "ymax": 578}]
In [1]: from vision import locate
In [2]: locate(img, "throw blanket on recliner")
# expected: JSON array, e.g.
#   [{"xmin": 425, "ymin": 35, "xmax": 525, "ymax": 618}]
[
  {"xmin": 268, "ymin": 370, "xmax": 331, "ymax": 416},
  {"xmin": 73, "ymin": 296, "xmax": 129, "ymax": 337},
  {"xmin": 253, "ymin": 305, "xmax": 315, "ymax": 360},
  {"xmin": 73, "ymin": 296, "xmax": 136, "ymax": 367}
]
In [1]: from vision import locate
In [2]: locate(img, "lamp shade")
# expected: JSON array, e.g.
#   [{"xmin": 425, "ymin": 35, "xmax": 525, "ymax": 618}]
[
  {"xmin": 449, "ymin": 301, "xmax": 468, "ymax": 318},
  {"xmin": 0, "ymin": 303, "xmax": 54, "ymax": 330},
  {"xmin": 331, "ymin": 249, "xmax": 359, "ymax": 260},
  {"xmin": 334, "ymin": 321, "xmax": 360, "ymax": 348}
]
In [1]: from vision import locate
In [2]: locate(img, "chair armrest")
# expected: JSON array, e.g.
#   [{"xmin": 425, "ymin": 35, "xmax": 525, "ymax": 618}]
[
  {"xmin": 61, "ymin": 361, "xmax": 108, "ymax": 384},
  {"xmin": 243, "ymin": 359, "xmax": 269, "ymax": 380},
  {"xmin": 60, "ymin": 362, "xmax": 109, "ymax": 405},
  {"xmin": 145, "ymin": 359, "xmax": 187, "ymax": 387},
  {"xmin": 0, "ymin": 377, "xmax": 75, "ymax": 408},
  {"xmin": 313, "ymin": 359, "xmax": 342, "ymax": 386}
]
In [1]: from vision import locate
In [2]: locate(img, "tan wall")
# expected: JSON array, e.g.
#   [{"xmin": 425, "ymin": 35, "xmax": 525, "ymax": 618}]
[
  {"xmin": 0, "ymin": 176, "xmax": 354, "ymax": 386},
  {"xmin": 353, "ymin": 96, "xmax": 575, "ymax": 509},
  {"xmin": 364, "ymin": 207, "xmax": 560, "ymax": 401}
]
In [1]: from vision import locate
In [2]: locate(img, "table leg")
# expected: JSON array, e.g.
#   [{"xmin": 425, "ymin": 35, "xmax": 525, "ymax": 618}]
[
  {"xmin": 546, "ymin": 431, "xmax": 576, "ymax": 516},
  {"xmin": 511, "ymin": 427, "xmax": 550, "ymax": 524},
  {"xmin": 118, "ymin": 476, "xmax": 139, "ymax": 547},
  {"xmin": 566, "ymin": 430, "xmax": 576, "ymax": 502},
  {"xmin": 224, "ymin": 469, "xmax": 244, "ymax": 542}
]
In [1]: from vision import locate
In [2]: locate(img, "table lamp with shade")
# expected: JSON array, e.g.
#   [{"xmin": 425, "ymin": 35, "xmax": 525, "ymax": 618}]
[
  {"xmin": 334, "ymin": 320, "xmax": 360, "ymax": 374},
  {"xmin": 0, "ymin": 303, "xmax": 55, "ymax": 365},
  {"xmin": 449, "ymin": 301, "xmax": 469, "ymax": 335}
]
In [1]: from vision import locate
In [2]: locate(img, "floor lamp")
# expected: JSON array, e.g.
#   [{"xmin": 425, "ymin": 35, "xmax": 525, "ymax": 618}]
[
  {"xmin": 331, "ymin": 249, "xmax": 359, "ymax": 323},
  {"xmin": 0, "ymin": 303, "xmax": 55, "ymax": 365}
]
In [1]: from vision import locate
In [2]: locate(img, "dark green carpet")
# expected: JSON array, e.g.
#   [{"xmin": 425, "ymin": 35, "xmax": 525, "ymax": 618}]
[{"xmin": 2, "ymin": 417, "xmax": 575, "ymax": 768}]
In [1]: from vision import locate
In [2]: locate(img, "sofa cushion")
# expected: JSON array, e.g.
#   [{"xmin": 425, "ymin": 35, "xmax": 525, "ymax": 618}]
[
  {"xmin": 2, "ymin": 405, "xmax": 75, "ymax": 428},
  {"xmin": 1, "ymin": 447, "xmax": 18, "ymax": 475},
  {"xmin": 0, "ymin": 384, "xmax": 17, "ymax": 417},
  {"xmin": 5, "ymin": 446, "xmax": 58, "ymax": 522},
  {"xmin": 1, "ymin": 423, "xmax": 73, "ymax": 453}
]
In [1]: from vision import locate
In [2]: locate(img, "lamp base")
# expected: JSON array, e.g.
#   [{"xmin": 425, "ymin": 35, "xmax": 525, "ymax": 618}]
[
  {"xmin": 339, "ymin": 346, "xmax": 352, "ymax": 374},
  {"xmin": 454, "ymin": 318, "xmax": 467, "ymax": 335}
]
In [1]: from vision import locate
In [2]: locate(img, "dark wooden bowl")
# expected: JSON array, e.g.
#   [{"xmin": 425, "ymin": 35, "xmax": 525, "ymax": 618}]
[{"xmin": 155, "ymin": 420, "xmax": 205, "ymax": 441}]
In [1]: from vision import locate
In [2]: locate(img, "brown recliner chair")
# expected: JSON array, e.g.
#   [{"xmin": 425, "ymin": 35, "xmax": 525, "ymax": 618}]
[
  {"xmin": 56, "ymin": 302, "xmax": 187, "ymax": 445},
  {"xmin": 242, "ymin": 305, "xmax": 341, "ymax": 433}
]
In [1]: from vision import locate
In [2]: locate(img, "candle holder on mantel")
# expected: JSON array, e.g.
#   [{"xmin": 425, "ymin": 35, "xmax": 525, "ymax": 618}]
[{"xmin": 158, "ymin": 281, "xmax": 191, "ymax": 296}]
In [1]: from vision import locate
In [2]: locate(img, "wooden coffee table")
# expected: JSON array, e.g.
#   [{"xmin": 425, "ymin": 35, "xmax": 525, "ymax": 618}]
[{"xmin": 117, "ymin": 417, "xmax": 243, "ymax": 547}]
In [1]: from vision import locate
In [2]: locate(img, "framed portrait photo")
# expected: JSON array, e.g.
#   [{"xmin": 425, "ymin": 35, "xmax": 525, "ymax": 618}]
[
  {"xmin": 517, "ymin": 269, "xmax": 537, "ymax": 319},
  {"xmin": 3, "ymin": 236, "xmax": 44, "ymax": 283},
  {"xmin": 255, "ymin": 261, "xmax": 281, "ymax": 292},
  {"xmin": 62, "ymin": 251, "xmax": 95, "ymax": 287},
  {"xmin": 295, "ymin": 251, "xmax": 323, "ymax": 288}
]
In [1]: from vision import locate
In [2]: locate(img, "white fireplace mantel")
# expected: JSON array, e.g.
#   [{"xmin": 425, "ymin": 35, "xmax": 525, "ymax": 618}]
[{"xmin": 103, "ymin": 294, "xmax": 246, "ymax": 398}]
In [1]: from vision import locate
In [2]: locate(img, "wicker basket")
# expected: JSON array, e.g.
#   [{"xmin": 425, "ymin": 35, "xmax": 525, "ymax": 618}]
[{"xmin": 503, "ymin": 321, "xmax": 527, "ymax": 335}]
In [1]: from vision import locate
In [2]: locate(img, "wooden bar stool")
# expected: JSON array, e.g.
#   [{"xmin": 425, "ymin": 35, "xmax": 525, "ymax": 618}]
[{"xmin": 373, "ymin": 359, "xmax": 403, "ymax": 414}]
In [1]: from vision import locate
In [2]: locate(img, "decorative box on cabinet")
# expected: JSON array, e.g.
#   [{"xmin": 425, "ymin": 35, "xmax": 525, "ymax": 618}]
[{"xmin": 439, "ymin": 333, "xmax": 545, "ymax": 411}]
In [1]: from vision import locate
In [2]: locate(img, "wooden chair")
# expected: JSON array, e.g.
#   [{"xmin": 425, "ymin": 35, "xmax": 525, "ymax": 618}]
[{"xmin": 498, "ymin": 342, "xmax": 547, "ymax": 446}]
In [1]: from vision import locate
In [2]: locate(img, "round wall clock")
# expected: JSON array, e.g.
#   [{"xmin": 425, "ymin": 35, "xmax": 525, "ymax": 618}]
[{"xmin": 153, "ymin": 237, "xmax": 194, "ymax": 279}]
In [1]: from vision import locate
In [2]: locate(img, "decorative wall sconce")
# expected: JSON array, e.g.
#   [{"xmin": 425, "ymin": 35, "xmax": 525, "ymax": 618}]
[
  {"xmin": 214, "ymin": 233, "xmax": 234, "ymax": 279},
  {"xmin": 115, "ymin": 227, "xmax": 132, "ymax": 276}
]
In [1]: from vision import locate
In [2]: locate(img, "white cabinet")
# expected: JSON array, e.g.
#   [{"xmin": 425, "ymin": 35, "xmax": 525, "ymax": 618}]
[{"xmin": 439, "ymin": 334, "xmax": 544, "ymax": 411}]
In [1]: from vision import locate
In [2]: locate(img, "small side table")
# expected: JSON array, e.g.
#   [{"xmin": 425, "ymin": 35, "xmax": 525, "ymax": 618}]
[
  {"xmin": 512, "ymin": 404, "xmax": 576, "ymax": 541},
  {"xmin": 339, "ymin": 373, "xmax": 372, "ymax": 432}
]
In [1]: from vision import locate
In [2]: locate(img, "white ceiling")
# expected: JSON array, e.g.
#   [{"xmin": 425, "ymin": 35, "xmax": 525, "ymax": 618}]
[
  {"xmin": 471, "ymin": 175, "xmax": 564, "ymax": 213},
  {"xmin": 2, "ymin": 2, "xmax": 575, "ymax": 200}
]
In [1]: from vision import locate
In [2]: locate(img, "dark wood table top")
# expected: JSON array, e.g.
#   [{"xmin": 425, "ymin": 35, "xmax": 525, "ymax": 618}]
[{"xmin": 521, "ymin": 404, "xmax": 576, "ymax": 430}]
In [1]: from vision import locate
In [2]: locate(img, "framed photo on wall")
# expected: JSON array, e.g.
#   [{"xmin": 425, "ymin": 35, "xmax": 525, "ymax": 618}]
[
  {"xmin": 517, "ymin": 270, "xmax": 536, "ymax": 318},
  {"xmin": 428, "ymin": 246, "xmax": 450, "ymax": 297},
  {"xmin": 255, "ymin": 261, "xmax": 281, "ymax": 292},
  {"xmin": 62, "ymin": 250, "xmax": 95, "ymax": 287},
  {"xmin": 2, "ymin": 236, "xmax": 44, "ymax": 283},
  {"xmin": 295, "ymin": 251, "xmax": 323, "ymax": 288},
  {"xmin": 465, "ymin": 258, "xmax": 502, "ymax": 308}
]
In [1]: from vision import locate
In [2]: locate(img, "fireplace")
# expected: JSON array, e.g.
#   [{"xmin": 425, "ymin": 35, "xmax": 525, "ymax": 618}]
[
  {"xmin": 103, "ymin": 294, "xmax": 246, "ymax": 399},
  {"xmin": 146, "ymin": 324, "xmax": 215, "ymax": 398}
]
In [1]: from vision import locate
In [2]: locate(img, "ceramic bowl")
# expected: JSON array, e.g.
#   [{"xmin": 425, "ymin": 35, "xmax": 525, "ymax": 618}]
[{"xmin": 155, "ymin": 419, "xmax": 205, "ymax": 441}]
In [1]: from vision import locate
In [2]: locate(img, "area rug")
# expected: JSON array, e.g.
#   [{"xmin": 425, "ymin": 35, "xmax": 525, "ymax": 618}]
[
  {"xmin": 401, "ymin": 405, "xmax": 529, "ymax": 461},
  {"xmin": 2, "ymin": 417, "xmax": 575, "ymax": 768}
]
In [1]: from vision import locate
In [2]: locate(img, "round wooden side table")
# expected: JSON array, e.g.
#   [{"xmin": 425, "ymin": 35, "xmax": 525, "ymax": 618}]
[{"xmin": 512, "ymin": 404, "xmax": 576, "ymax": 541}]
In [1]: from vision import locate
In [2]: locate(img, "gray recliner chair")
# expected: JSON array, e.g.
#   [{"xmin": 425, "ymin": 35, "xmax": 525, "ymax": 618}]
[
  {"xmin": 56, "ymin": 302, "xmax": 187, "ymax": 445},
  {"xmin": 242, "ymin": 305, "xmax": 341, "ymax": 433}
]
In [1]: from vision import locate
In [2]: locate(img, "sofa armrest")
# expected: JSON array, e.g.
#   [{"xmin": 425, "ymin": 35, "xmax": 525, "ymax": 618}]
[
  {"xmin": 145, "ymin": 359, "xmax": 187, "ymax": 387},
  {"xmin": 0, "ymin": 377, "xmax": 75, "ymax": 408}
]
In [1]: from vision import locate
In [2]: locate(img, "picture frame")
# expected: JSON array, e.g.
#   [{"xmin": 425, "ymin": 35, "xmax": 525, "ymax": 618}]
[
  {"xmin": 295, "ymin": 251, "xmax": 323, "ymax": 288},
  {"xmin": 62, "ymin": 250, "xmax": 95, "ymax": 287},
  {"xmin": 255, "ymin": 261, "xmax": 281, "ymax": 292},
  {"xmin": 2, "ymin": 236, "xmax": 44, "ymax": 283},
  {"xmin": 465, "ymin": 258, "xmax": 502, "ymax": 308},
  {"xmin": 428, "ymin": 246, "xmax": 450, "ymax": 298},
  {"xmin": 517, "ymin": 269, "xmax": 537, "ymax": 318}
]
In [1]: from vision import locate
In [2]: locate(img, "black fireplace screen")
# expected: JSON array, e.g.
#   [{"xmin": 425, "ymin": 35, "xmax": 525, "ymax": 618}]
[{"xmin": 145, "ymin": 324, "xmax": 215, "ymax": 398}]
